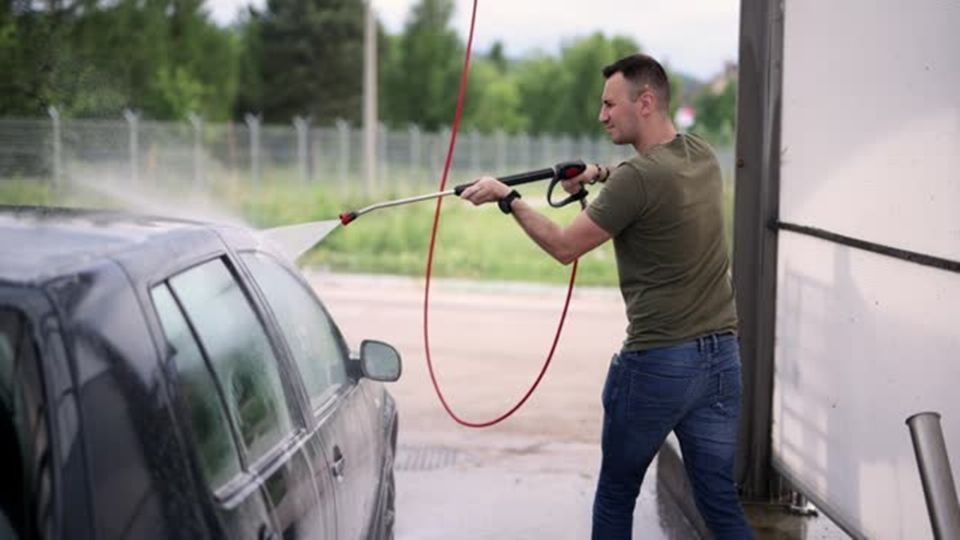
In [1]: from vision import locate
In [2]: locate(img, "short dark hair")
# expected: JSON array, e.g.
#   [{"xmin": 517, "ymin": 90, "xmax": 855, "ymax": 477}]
[{"xmin": 602, "ymin": 54, "xmax": 671, "ymax": 111}]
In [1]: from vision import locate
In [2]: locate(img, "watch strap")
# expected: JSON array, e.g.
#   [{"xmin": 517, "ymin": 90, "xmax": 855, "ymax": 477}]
[{"xmin": 498, "ymin": 189, "xmax": 522, "ymax": 214}]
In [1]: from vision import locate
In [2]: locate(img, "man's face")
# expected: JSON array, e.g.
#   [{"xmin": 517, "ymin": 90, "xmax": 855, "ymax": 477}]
[{"xmin": 598, "ymin": 73, "xmax": 641, "ymax": 145}]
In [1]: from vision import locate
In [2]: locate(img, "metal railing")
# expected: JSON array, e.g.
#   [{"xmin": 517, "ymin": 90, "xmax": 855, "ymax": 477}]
[{"xmin": 0, "ymin": 109, "xmax": 734, "ymax": 202}]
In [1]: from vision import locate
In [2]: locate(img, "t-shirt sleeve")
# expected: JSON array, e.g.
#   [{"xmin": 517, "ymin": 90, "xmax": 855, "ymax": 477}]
[{"xmin": 585, "ymin": 163, "xmax": 646, "ymax": 237}]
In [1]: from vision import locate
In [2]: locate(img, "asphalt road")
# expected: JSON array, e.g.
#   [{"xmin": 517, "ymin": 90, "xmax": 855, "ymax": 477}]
[{"xmin": 309, "ymin": 271, "xmax": 677, "ymax": 539}]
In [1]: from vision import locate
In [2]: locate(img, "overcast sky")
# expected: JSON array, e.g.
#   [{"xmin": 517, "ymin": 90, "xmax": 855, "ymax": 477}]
[{"xmin": 206, "ymin": 0, "xmax": 740, "ymax": 80}]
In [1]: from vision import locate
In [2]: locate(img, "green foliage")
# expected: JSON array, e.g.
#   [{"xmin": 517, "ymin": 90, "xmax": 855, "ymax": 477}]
[
  {"xmin": 0, "ymin": 0, "xmax": 732, "ymax": 140},
  {"xmin": 514, "ymin": 33, "xmax": 641, "ymax": 136},
  {"xmin": 513, "ymin": 55, "xmax": 566, "ymax": 135},
  {"xmin": 381, "ymin": 0, "xmax": 463, "ymax": 131},
  {"xmin": 0, "ymin": 179, "xmax": 54, "ymax": 206},
  {"xmin": 0, "ymin": 0, "xmax": 239, "ymax": 120},
  {"xmin": 462, "ymin": 59, "xmax": 528, "ymax": 133},
  {"xmin": 692, "ymin": 81, "xmax": 737, "ymax": 145},
  {"xmin": 246, "ymin": 0, "xmax": 365, "ymax": 124}
]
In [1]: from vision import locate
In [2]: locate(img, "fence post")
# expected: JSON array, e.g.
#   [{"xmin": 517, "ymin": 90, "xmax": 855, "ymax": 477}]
[
  {"xmin": 408, "ymin": 124, "xmax": 421, "ymax": 188},
  {"xmin": 378, "ymin": 122, "xmax": 388, "ymax": 194},
  {"xmin": 521, "ymin": 133, "xmax": 532, "ymax": 170},
  {"xmin": 363, "ymin": 119, "xmax": 376, "ymax": 197},
  {"xmin": 293, "ymin": 116, "xmax": 309, "ymax": 184},
  {"xmin": 188, "ymin": 113, "xmax": 204, "ymax": 190},
  {"xmin": 578, "ymin": 134, "xmax": 590, "ymax": 162},
  {"xmin": 244, "ymin": 113, "xmax": 261, "ymax": 186},
  {"xmin": 48, "ymin": 106, "xmax": 62, "ymax": 188},
  {"xmin": 907, "ymin": 412, "xmax": 960, "ymax": 539},
  {"xmin": 435, "ymin": 127, "xmax": 450, "ymax": 186},
  {"xmin": 335, "ymin": 118, "xmax": 350, "ymax": 197},
  {"xmin": 469, "ymin": 129, "xmax": 480, "ymax": 175},
  {"xmin": 123, "ymin": 109, "xmax": 140, "ymax": 186},
  {"xmin": 542, "ymin": 133, "xmax": 554, "ymax": 165},
  {"xmin": 494, "ymin": 129, "xmax": 506, "ymax": 174}
]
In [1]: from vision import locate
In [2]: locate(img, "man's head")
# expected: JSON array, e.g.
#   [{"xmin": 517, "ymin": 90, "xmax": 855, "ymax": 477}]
[{"xmin": 598, "ymin": 54, "xmax": 672, "ymax": 146}]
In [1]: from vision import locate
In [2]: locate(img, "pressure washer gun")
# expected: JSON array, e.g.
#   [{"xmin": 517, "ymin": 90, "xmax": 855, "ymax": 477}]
[{"xmin": 339, "ymin": 160, "xmax": 589, "ymax": 226}]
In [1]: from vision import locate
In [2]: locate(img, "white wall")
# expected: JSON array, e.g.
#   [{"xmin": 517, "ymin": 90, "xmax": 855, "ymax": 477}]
[{"xmin": 774, "ymin": 1, "xmax": 960, "ymax": 537}]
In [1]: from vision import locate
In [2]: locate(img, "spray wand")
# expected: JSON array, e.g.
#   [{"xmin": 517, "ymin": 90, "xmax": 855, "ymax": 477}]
[{"xmin": 338, "ymin": 160, "xmax": 588, "ymax": 226}]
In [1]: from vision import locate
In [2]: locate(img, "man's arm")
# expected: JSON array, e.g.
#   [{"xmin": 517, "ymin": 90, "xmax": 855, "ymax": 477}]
[{"xmin": 459, "ymin": 176, "xmax": 611, "ymax": 265}]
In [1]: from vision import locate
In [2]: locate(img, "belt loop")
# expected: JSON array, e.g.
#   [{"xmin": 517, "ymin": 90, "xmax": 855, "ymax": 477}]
[{"xmin": 711, "ymin": 333, "xmax": 719, "ymax": 353}]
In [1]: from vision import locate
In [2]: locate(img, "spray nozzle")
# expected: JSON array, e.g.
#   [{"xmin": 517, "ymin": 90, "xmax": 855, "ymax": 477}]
[{"xmin": 339, "ymin": 211, "xmax": 357, "ymax": 226}]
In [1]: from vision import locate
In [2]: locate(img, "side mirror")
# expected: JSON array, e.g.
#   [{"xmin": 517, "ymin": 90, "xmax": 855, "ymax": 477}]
[{"xmin": 359, "ymin": 340, "xmax": 401, "ymax": 382}]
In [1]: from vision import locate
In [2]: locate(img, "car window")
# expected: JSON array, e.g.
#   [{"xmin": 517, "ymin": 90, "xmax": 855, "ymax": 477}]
[
  {"xmin": 151, "ymin": 284, "xmax": 241, "ymax": 489},
  {"xmin": 241, "ymin": 253, "xmax": 348, "ymax": 411},
  {"xmin": 168, "ymin": 258, "xmax": 294, "ymax": 463}
]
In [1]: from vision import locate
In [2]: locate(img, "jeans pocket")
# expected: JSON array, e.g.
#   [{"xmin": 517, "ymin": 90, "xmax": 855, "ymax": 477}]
[
  {"xmin": 712, "ymin": 367, "xmax": 743, "ymax": 418},
  {"xmin": 626, "ymin": 368, "xmax": 695, "ymax": 408}
]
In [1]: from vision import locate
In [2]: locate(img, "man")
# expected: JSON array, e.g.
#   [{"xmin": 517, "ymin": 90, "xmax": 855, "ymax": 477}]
[{"xmin": 459, "ymin": 54, "xmax": 753, "ymax": 539}]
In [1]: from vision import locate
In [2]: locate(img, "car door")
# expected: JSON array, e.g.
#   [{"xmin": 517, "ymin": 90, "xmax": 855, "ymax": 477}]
[
  {"xmin": 151, "ymin": 256, "xmax": 329, "ymax": 539},
  {"xmin": 239, "ymin": 252, "xmax": 382, "ymax": 540}
]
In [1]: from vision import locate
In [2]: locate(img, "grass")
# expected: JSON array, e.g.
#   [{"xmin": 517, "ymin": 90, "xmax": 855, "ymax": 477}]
[
  {"xmin": 0, "ymin": 175, "xmax": 734, "ymax": 287},
  {"xmin": 0, "ymin": 177, "xmax": 56, "ymax": 205}
]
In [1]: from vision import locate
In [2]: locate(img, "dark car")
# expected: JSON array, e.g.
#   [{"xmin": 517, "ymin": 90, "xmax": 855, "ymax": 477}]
[{"xmin": 0, "ymin": 206, "xmax": 401, "ymax": 539}]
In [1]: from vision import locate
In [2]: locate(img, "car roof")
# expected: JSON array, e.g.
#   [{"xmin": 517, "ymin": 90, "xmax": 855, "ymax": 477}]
[{"xmin": 0, "ymin": 205, "xmax": 252, "ymax": 285}]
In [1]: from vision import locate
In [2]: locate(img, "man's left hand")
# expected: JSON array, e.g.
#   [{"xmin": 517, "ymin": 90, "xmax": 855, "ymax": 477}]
[{"xmin": 459, "ymin": 176, "xmax": 512, "ymax": 205}]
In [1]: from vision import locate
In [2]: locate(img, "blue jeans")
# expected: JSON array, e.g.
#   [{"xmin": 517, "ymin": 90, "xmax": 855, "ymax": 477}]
[{"xmin": 592, "ymin": 333, "xmax": 753, "ymax": 539}]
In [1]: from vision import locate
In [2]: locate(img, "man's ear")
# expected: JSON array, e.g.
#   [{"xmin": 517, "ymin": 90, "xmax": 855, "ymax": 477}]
[{"xmin": 638, "ymin": 91, "xmax": 657, "ymax": 116}]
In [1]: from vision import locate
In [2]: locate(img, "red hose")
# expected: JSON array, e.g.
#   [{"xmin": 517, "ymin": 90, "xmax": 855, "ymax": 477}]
[{"xmin": 423, "ymin": 0, "xmax": 580, "ymax": 427}]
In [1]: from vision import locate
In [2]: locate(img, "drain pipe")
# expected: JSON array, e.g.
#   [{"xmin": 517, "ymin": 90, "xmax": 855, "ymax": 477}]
[{"xmin": 906, "ymin": 412, "xmax": 960, "ymax": 539}]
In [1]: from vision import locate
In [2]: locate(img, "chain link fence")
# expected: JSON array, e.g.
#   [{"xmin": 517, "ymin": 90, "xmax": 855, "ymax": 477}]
[{"xmin": 0, "ymin": 109, "xmax": 734, "ymax": 203}]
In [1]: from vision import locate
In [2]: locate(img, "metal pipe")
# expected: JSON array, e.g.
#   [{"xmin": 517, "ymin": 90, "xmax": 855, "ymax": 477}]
[
  {"xmin": 339, "ymin": 188, "xmax": 455, "ymax": 225},
  {"xmin": 355, "ymin": 189, "xmax": 455, "ymax": 216},
  {"xmin": 906, "ymin": 412, "xmax": 960, "ymax": 539}
]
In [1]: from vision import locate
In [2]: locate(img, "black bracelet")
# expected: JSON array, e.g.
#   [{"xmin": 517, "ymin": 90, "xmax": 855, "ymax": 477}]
[
  {"xmin": 589, "ymin": 164, "xmax": 601, "ymax": 184},
  {"xmin": 589, "ymin": 164, "xmax": 608, "ymax": 184},
  {"xmin": 498, "ymin": 190, "xmax": 522, "ymax": 214}
]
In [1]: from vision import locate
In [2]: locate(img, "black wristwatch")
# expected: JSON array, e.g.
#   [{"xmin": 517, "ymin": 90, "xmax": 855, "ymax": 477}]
[{"xmin": 498, "ymin": 189, "xmax": 522, "ymax": 214}]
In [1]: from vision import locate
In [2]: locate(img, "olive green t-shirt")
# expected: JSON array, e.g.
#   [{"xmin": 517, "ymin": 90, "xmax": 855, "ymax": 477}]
[{"xmin": 586, "ymin": 133, "xmax": 737, "ymax": 351}]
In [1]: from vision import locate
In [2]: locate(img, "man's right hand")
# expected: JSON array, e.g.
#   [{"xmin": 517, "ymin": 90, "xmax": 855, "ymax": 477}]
[{"xmin": 561, "ymin": 163, "xmax": 598, "ymax": 195}]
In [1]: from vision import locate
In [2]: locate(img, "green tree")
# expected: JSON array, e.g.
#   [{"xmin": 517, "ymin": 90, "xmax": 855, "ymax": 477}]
[
  {"xmin": 462, "ymin": 58, "xmax": 527, "ymax": 133},
  {"xmin": 692, "ymin": 80, "xmax": 737, "ymax": 145},
  {"xmin": 515, "ymin": 33, "xmax": 640, "ymax": 136},
  {"xmin": 0, "ymin": 0, "xmax": 239, "ymax": 120},
  {"xmin": 244, "ymin": 0, "xmax": 365, "ymax": 124},
  {"xmin": 487, "ymin": 40, "xmax": 507, "ymax": 72},
  {"xmin": 380, "ymin": 0, "xmax": 463, "ymax": 130},
  {"xmin": 513, "ymin": 54, "xmax": 565, "ymax": 134}
]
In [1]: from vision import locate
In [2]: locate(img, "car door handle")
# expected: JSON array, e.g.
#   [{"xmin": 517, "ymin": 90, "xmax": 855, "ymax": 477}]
[{"xmin": 332, "ymin": 445, "xmax": 345, "ymax": 480}]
